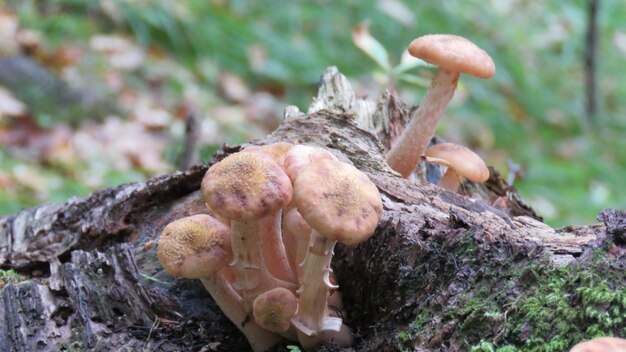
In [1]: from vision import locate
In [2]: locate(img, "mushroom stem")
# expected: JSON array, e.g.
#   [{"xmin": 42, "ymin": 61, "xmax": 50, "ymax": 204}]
[
  {"xmin": 260, "ymin": 211, "xmax": 296, "ymax": 283},
  {"xmin": 283, "ymin": 207, "xmax": 312, "ymax": 282},
  {"xmin": 386, "ymin": 68, "xmax": 459, "ymax": 178},
  {"xmin": 200, "ymin": 272, "xmax": 283, "ymax": 352},
  {"xmin": 291, "ymin": 231, "xmax": 344, "ymax": 348},
  {"xmin": 230, "ymin": 220, "xmax": 297, "ymax": 311},
  {"xmin": 438, "ymin": 169, "xmax": 461, "ymax": 191}
]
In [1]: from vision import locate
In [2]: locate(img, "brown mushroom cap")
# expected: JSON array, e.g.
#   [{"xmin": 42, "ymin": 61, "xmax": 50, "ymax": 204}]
[
  {"xmin": 252, "ymin": 287, "xmax": 299, "ymax": 333},
  {"xmin": 293, "ymin": 158, "xmax": 382, "ymax": 245},
  {"xmin": 408, "ymin": 34, "xmax": 495, "ymax": 79},
  {"xmin": 284, "ymin": 145, "xmax": 338, "ymax": 184},
  {"xmin": 425, "ymin": 143, "xmax": 489, "ymax": 183},
  {"xmin": 570, "ymin": 337, "xmax": 626, "ymax": 352},
  {"xmin": 157, "ymin": 214, "xmax": 232, "ymax": 279},
  {"xmin": 201, "ymin": 152, "xmax": 292, "ymax": 221},
  {"xmin": 241, "ymin": 142, "xmax": 294, "ymax": 168}
]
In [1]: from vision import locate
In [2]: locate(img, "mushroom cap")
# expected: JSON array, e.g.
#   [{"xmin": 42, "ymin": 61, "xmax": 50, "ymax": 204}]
[
  {"xmin": 284, "ymin": 144, "xmax": 338, "ymax": 184},
  {"xmin": 157, "ymin": 214, "xmax": 232, "ymax": 279},
  {"xmin": 252, "ymin": 287, "xmax": 299, "ymax": 333},
  {"xmin": 408, "ymin": 34, "xmax": 495, "ymax": 79},
  {"xmin": 241, "ymin": 142, "xmax": 294, "ymax": 168},
  {"xmin": 293, "ymin": 158, "xmax": 382, "ymax": 245},
  {"xmin": 425, "ymin": 143, "xmax": 489, "ymax": 183},
  {"xmin": 201, "ymin": 152, "xmax": 292, "ymax": 221},
  {"xmin": 570, "ymin": 337, "xmax": 626, "ymax": 352}
]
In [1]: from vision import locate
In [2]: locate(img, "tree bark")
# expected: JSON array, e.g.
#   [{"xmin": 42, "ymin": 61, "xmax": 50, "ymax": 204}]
[{"xmin": 0, "ymin": 67, "xmax": 624, "ymax": 352}]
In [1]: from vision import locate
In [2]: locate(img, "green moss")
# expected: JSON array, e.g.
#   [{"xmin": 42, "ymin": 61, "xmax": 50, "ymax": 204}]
[
  {"xmin": 396, "ymin": 310, "xmax": 429, "ymax": 351},
  {"xmin": 461, "ymin": 260, "xmax": 626, "ymax": 351},
  {"xmin": 398, "ymin": 228, "xmax": 625, "ymax": 352},
  {"xmin": 60, "ymin": 340, "xmax": 83, "ymax": 352},
  {"xmin": 0, "ymin": 269, "xmax": 24, "ymax": 287}
]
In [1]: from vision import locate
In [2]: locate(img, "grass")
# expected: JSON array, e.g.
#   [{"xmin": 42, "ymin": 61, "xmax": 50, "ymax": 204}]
[{"xmin": 1, "ymin": 0, "xmax": 625, "ymax": 226}]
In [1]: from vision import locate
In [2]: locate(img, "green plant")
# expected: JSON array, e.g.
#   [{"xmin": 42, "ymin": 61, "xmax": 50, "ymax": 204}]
[
  {"xmin": 286, "ymin": 345, "xmax": 302, "ymax": 352},
  {"xmin": 352, "ymin": 23, "xmax": 429, "ymax": 87}
]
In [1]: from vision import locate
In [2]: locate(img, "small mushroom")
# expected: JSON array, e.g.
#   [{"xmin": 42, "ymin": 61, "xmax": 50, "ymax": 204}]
[
  {"xmin": 424, "ymin": 143, "xmax": 489, "ymax": 192},
  {"xmin": 290, "ymin": 158, "xmax": 382, "ymax": 349},
  {"xmin": 570, "ymin": 337, "xmax": 626, "ymax": 352},
  {"xmin": 157, "ymin": 214, "xmax": 282, "ymax": 352},
  {"xmin": 386, "ymin": 34, "xmax": 495, "ymax": 178},
  {"xmin": 201, "ymin": 152, "xmax": 296, "ymax": 311},
  {"xmin": 253, "ymin": 287, "xmax": 299, "ymax": 334}
]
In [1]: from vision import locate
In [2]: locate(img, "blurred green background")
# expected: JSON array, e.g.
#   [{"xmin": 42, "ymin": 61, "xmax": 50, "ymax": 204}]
[{"xmin": 0, "ymin": 0, "xmax": 624, "ymax": 227}]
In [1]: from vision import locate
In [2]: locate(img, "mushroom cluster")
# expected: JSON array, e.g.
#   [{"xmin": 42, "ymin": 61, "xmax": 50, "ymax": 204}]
[
  {"xmin": 385, "ymin": 34, "xmax": 494, "ymax": 192},
  {"xmin": 157, "ymin": 142, "xmax": 383, "ymax": 351}
]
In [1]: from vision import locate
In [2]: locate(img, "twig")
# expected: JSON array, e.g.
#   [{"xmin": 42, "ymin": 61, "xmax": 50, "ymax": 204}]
[
  {"xmin": 584, "ymin": 0, "xmax": 600, "ymax": 121},
  {"xmin": 177, "ymin": 111, "xmax": 200, "ymax": 170}
]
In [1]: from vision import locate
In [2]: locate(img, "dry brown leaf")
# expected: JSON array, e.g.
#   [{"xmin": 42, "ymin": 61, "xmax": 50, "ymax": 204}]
[{"xmin": 90, "ymin": 35, "xmax": 144, "ymax": 71}]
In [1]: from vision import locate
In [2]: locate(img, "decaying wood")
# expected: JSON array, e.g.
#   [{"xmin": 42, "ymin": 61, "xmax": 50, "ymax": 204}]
[{"xmin": 0, "ymin": 67, "xmax": 623, "ymax": 352}]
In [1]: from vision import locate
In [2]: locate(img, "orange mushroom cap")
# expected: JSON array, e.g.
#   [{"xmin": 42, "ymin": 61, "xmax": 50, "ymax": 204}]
[
  {"xmin": 241, "ymin": 142, "xmax": 294, "ymax": 168},
  {"xmin": 252, "ymin": 287, "xmax": 299, "ymax": 333},
  {"xmin": 284, "ymin": 144, "xmax": 338, "ymax": 184},
  {"xmin": 293, "ymin": 158, "xmax": 382, "ymax": 245},
  {"xmin": 201, "ymin": 152, "xmax": 292, "ymax": 221},
  {"xmin": 425, "ymin": 143, "xmax": 489, "ymax": 183},
  {"xmin": 157, "ymin": 214, "xmax": 232, "ymax": 279},
  {"xmin": 408, "ymin": 34, "xmax": 495, "ymax": 79}
]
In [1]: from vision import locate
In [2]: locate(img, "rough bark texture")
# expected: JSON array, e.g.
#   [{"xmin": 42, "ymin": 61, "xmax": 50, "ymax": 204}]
[{"xmin": 0, "ymin": 67, "xmax": 624, "ymax": 352}]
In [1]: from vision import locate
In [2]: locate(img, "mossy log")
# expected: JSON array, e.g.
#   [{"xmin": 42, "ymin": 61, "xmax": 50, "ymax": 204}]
[{"xmin": 0, "ymin": 67, "xmax": 624, "ymax": 352}]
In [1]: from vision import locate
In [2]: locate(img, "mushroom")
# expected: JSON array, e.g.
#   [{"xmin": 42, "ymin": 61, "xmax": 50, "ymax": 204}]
[
  {"xmin": 201, "ymin": 152, "xmax": 296, "ymax": 311},
  {"xmin": 240, "ymin": 142, "xmax": 297, "ymax": 283},
  {"xmin": 570, "ymin": 337, "xmax": 626, "ymax": 352},
  {"xmin": 290, "ymin": 158, "xmax": 382, "ymax": 348},
  {"xmin": 386, "ymin": 34, "xmax": 495, "ymax": 178},
  {"xmin": 157, "ymin": 214, "xmax": 282, "ymax": 352},
  {"xmin": 252, "ymin": 287, "xmax": 299, "ymax": 334},
  {"xmin": 424, "ymin": 143, "xmax": 489, "ymax": 192},
  {"xmin": 283, "ymin": 144, "xmax": 338, "ymax": 184},
  {"xmin": 242, "ymin": 142, "xmax": 294, "ymax": 168}
]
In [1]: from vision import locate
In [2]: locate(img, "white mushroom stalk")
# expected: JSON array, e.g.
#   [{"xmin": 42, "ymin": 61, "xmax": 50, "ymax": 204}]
[
  {"xmin": 291, "ymin": 233, "xmax": 342, "ymax": 337},
  {"xmin": 386, "ymin": 68, "xmax": 459, "ymax": 178},
  {"xmin": 386, "ymin": 34, "xmax": 495, "ymax": 178},
  {"xmin": 283, "ymin": 207, "xmax": 312, "ymax": 282}
]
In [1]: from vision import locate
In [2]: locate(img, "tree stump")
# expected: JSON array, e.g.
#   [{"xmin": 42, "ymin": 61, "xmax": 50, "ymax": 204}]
[{"xmin": 0, "ymin": 67, "xmax": 624, "ymax": 352}]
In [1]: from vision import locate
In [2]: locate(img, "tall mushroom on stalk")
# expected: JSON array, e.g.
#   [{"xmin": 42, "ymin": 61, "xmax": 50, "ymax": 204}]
[
  {"xmin": 386, "ymin": 34, "xmax": 495, "ymax": 178},
  {"xmin": 201, "ymin": 152, "xmax": 296, "ymax": 311},
  {"xmin": 290, "ymin": 158, "xmax": 383, "ymax": 349},
  {"xmin": 157, "ymin": 214, "xmax": 283, "ymax": 352},
  {"xmin": 241, "ymin": 142, "xmax": 297, "ymax": 283},
  {"xmin": 424, "ymin": 143, "xmax": 489, "ymax": 192}
]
